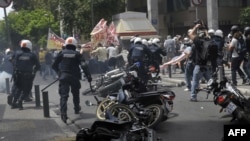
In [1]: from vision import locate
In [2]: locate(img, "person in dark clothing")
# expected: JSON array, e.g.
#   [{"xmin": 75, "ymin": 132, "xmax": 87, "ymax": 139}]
[
  {"xmin": 228, "ymin": 25, "xmax": 248, "ymax": 86},
  {"xmin": 148, "ymin": 38, "xmax": 166, "ymax": 75},
  {"xmin": 188, "ymin": 21, "xmax": 215, "ymax": 102},
  {"xmin": 127, "ymin": 37, "xmax": 152, "ymax": 92},
  {"xmin": 43, "ymin": 50, "xmax": 56, "ymax": 80},
  {"xmin": 1, "ymin": 48, "xmax": 14, "ymax": 75},
  {"xmin": 10, "ymin": 40, "xmax": 40, "ymax": 110},
  {"xmin": 52, "ymin": 37, "xmax": 92, "ymax": 123}
]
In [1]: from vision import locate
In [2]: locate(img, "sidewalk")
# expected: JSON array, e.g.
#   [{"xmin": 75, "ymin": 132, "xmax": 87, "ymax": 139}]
[
  {"xmin": 160, "ymin": 67, "xmax": 250, "ymax": 96},
  {"xmin": 0, "ymin": 92, "xmax": 76, "ymax": 141}
]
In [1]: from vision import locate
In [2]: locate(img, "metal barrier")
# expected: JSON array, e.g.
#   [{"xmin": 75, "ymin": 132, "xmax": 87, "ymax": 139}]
[
  {"xmin": 34, "ymin": 85, "xmax": 41, "ymax": 107},
  {"xmin": 168, "ymin": 65, "xmax": 172, "ymax": 78},
  {"xmin": 5, "ymin": 78, "xmax": 10, "ymax": 94},
  {"xmin": 42, "ymin": 91, "xmax": 50, "ymax": 118}
]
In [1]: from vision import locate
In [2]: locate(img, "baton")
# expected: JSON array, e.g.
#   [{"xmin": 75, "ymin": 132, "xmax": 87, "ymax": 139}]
[
  {"xmin": 41, "ymin": 78, "xmax": 59, "ymax": 92},
  {"xmin": 89, "ymin": 82, "xmax": 95, "ymax": 92}
]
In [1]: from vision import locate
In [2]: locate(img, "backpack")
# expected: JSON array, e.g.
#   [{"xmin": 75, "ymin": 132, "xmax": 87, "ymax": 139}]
[
  {"xmin": 236, "ymin": 37, "xmax": 247, "ymax": 55},
  {"xmin": 200, "ymin": 39, "xmax": 218, "ymax": 65}
]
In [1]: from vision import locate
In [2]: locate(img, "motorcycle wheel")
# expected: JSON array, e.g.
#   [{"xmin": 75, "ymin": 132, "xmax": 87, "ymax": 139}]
[
  {"xmin": 145, "ymin": 104, "xmax": 164, "ymax": 129},
  {"xmin": 96, "ymin": 98, "xmax": 116, "ymax": 120},
  {"xmin": 109, "ymin": 104, "xmax": 138, "ymax": 122}
]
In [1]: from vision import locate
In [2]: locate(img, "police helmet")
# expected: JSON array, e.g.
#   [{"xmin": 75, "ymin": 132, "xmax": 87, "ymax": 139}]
[
  {"xmin": 208, "ymin": 29, "xmax": 215, "ymax": 35},
  {"xmin": 152, "ymin": 38, "xmax": 161, "ymax": 47},
  {"xmin": 65, "ymin": 37, "xmax": 77, "ymax": 47},
  {"xmin": 134, "ymin": 37, "xmax": 142, "ymax": 44},
  {"xmin": 142, "ymin": 39, "xmax": 148, "ymax": 46},
  {"xmin": 244, "ymin": 26, "xmax": 250, "ymax": 36},
  {"xmin": 215, "ymin": 29, "xmax": 223, "ymax": 38},
  {"xmin": 5, "ymin": 48, "xmax": 11, "ymax": 55},
  {"xmin": 231, "ymin": 25, "xmax": 240, "ymax": 34},
  {"xmin": 20, "ymin": 40, "xmax": 32, "ymax": 50}
]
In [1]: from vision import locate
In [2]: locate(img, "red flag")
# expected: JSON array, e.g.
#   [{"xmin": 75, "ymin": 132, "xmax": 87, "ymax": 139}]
[{"xmin": 105, "ymin": 22, "xmax": 119, "ymax": 46}]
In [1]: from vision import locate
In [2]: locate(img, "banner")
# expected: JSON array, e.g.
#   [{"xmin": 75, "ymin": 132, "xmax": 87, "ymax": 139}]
[
  {"xmin": 90, "ymin": 19, "xmax": 119, "ymax": 47},
  {"xmin": 46, "ymin": 28, "xmax": 65, "ymax": 50},
  {"xmin": 105, "ymin": 22, "xmax": 119, "ymax": 46}
]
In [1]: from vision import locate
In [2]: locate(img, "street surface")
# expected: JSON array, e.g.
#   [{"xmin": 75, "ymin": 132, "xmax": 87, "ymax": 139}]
[{"xmin": 0, "ymin": 71, "xmax": 246, "ymax": 141}]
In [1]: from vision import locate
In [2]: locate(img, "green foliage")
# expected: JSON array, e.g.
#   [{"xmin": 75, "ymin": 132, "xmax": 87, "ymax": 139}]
[
  {"xmin": 0, "ymin": 0, "xmax": 125, "ymax": 48},
  {"xmin": 239, "ymin": 7, "xmax": 250, "ymax": 26},
  {"xmin": 8, "ymin": 9, "xmax": 60, "ymax": 49}
]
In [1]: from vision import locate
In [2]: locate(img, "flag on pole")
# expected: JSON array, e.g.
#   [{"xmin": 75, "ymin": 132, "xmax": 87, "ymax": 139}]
[
  {"xmin": 90, "ymin": 19, "xmax": 119, "ymax": 47},
  {"xmin": 105, "ymin": 22, "xmax": 119, "ymax": 46},
  {"xmin": 46, "ymin": 28, "xmax": 65, "ymax": 50}
]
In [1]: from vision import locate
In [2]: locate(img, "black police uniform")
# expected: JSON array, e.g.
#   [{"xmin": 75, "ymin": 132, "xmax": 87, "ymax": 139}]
[
  {"xmin": 52, "ymin": 45, "xmax": 92, "ymax": 123},
  {"xmin": 148, "ymin": 44, "xmax": 166, "ymax": 75},
  {"xmin": 11, "ymin": 48, "xmax": 40, "ymax": 109},
  {"xmin": 128, "ymin": 42, "xmax": 151, "ymax": 92}
]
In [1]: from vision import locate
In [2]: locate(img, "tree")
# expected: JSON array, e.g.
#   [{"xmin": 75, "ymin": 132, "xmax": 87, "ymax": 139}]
[
  {"xmin": 239, "ymin": 7, "xmax": 250, "ymax": 26},
  {"xmin": 7, "ymin": 9, "xmax": 60, "ymax": 50}
]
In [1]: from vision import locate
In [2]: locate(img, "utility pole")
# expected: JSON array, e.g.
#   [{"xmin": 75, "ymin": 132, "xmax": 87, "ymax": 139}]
[
  {"xmin": 4, "ymin": 7, "xmax": 12, "ymax": 47},
  {"xmin": 91, "ymin": 0, "xmax": 94, "ymax": 28}
]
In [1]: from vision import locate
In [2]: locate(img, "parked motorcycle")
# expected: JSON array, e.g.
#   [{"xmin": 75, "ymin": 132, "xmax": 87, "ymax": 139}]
[{"xmin": 196, "ymin": 68, "xmax": 250, "ymax": 123}]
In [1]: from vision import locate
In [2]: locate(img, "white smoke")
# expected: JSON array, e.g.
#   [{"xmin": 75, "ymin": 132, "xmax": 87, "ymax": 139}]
[{"xmin": 0, "ymin": 71, "xmax": 12, "ymax": 93}]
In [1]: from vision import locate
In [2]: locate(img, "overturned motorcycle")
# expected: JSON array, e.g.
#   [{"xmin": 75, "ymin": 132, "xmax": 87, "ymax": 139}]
[
  {"xmin": 76, "ymin": 109, "xmax": 162, "ymax": 141},
  {"xmin": 196, "ymin": 68, "xmax": 250, "ymax": 123}
]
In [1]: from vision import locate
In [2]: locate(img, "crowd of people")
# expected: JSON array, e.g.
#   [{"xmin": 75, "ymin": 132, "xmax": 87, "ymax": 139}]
[{"xmin": 124, "ymin": 22, "xmax": 250, "ymax": 102}]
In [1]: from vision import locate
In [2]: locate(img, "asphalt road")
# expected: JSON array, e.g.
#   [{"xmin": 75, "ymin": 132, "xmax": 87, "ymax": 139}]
[{"xmin": 31, "ymin": 73, "xmax": 241, "ymax": 141}]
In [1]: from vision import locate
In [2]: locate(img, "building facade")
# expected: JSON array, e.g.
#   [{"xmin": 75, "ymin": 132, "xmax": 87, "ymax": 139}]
[{"xmin": 126, "ymin": 0, "xmax": 250, "ymax": 39}]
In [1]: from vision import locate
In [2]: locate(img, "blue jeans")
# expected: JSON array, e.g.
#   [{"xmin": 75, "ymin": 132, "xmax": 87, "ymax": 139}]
[
  {"xmin": 184, "ymin": 62, "xmax": 194, "ymax": 89},
  {"xmin": 190, "ymin": 65, "xmax": 211, "ymax": 99}
]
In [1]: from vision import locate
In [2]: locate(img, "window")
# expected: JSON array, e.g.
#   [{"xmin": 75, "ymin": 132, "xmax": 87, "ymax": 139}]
[
  {"xmin": 167, "ymin": 0, "xmax": 190, "ymax": 12},
  {"xmin": 218, "ymin": 0, "xmax": 241, "ymax": 7}
]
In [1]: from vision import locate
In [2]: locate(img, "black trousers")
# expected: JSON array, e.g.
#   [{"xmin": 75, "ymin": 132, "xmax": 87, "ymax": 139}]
[{"xmin": 59, "ymin": 73, "xmax": 81, "ymax": 115}]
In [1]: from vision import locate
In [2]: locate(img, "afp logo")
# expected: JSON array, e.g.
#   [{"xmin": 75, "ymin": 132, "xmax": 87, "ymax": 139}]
[{"xmin": 224, "ymin": 125, "xmax": 250, "ymax": 141}]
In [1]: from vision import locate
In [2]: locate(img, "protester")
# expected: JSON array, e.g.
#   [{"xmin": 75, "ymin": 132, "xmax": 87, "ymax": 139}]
[
  {"xmin": 188, "ymin": 20, "xmax": 215, "ymax": 102},
  {"xmin": 228, "ymin": 25, "xmax": 248, "ymax": 86},
  {"xmin": 91, "ymin": 43, "xmax": 108, "ymax": 73}
]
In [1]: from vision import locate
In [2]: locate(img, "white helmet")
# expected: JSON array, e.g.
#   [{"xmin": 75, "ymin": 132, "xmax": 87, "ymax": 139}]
[
  {"xmin": 215, "ymin": 29, "xmax": 223, "ymax": 38},
  {"xmin": 20, "ymin": 40, "xmax": 32, "ymax": 50},
  {"xmin": 130, "ymin": 36, "xmax": 136, "ymax": 43},
  {"xmin": 5, "ymin": 48, "xmax": 11, "ymax": 55},
  {"xmin": 134, "ymin": 37, "xmax": 142, "ymax": 44},
  {"xmin": 148, "ymin": 40, "xmax": 152, "ymax": 45},
  {"xmin": 142, "ymin": 39, "xmax": 148, "ymax": 46},
  {"xmin": 208, "ymin": 29, "xmax": 215, "ymax": 35},
  {"xmin": 65, "ymin": 37, "xmax": 77, "ymax": 47},
  {"xmin": 152, "ymin": 38, "xmax": 161, "ymax": 47}
]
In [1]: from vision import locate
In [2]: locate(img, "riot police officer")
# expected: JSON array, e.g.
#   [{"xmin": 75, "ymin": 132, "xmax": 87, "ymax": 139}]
[
  {"xmin": 11, "ymin": 40, "xmax": 40, "ymax": 110},
  {"xmin": 127, "ymin": 37, "xmax": 151, "ymax": 92},
  {"xmin": 52, "ymin": 37, "xmax": 92, "ymax": 123},
  {"xmin": 148, "ymin": 38, "xmax": 166, "ymax": 75}
]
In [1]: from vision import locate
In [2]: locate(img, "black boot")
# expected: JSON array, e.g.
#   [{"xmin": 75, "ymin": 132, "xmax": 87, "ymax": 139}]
[
  {"xmin": 18, "ymin": 100, "xmax": 23, "ymax": 110},
  {"xmin": 11, "ymin": 98, "xmax": 18, "ymax": 109},
  {"xmin": 7, "ymin": 95, "xmax": 13, "ymax": 106},
  {"xmin": 61, "ymin": 114, "xmax": 68, "ymax": 123}
]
